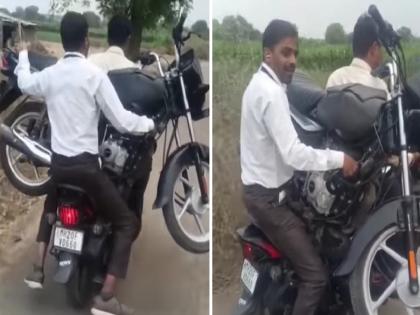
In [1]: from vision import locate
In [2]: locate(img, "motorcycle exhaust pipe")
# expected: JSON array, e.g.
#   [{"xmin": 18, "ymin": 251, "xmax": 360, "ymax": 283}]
[{"xmin": 0, "ymin": 123, "xmax": 51, "ymax": 165}]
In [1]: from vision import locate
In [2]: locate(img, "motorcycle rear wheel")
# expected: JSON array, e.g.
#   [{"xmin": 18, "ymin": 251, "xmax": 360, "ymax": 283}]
[{"xmin": 66, "ymin": 262, "xmax": 95, "ymax": 309}]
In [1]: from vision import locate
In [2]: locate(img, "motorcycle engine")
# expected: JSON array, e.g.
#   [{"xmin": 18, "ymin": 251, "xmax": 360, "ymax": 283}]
[
  {"xmin": 99, "ymin": 138, "xmax": 129, "ymax": 175},
  {"xmin": 303, "ymin": 172, "xmax": 335, "ymax": 216}
]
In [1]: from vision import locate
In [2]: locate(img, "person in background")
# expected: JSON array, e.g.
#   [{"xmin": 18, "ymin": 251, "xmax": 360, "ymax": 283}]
[
  {"xmin": 88, "ymin": 15, "xmax": 136, "ymax": 71},
  {"xmin": 16, "ymin": 12, "xmax": 155, "ymax": 315},
  {"xmin": 89, "ymin": 15, "xmax": 155, "ymax": 231},
  {"xmin": 326, "ymin": 14, "xmax": 388, "ymax": 94},
  {"xmin": 240, "ymin": 20, "xmax": 359, "ymax": 315}
]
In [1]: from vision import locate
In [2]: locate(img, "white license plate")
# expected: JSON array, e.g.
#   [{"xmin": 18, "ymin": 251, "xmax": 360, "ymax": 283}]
[
  {"xmin": 53, "ymin": 227, "xmax": 84, "ymax": 254},
  {"xmin": 241, "ymin": 259, "xmax": 259, "ymax": 294}
]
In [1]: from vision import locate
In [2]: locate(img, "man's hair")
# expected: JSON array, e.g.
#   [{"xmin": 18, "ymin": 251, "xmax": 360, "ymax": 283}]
[
  {"xmin": 60, "ymin": 12, "xmax": 88, "ymax": 51},
  {"xmin": 108, "ymin": 15, "xmax": 132, "ymax": 47},
  {"xmin": 353, "ymin": 15, "xmax": 380, "ymax": 58},
  {"xmin": 262, "ymin": 19, "xmax": 298, "ymax": 49}
]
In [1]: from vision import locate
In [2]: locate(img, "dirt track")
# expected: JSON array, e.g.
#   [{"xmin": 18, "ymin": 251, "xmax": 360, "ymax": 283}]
[{"xmin": 0, "ymin": 56, "xmax": 209, "ymax": 314}]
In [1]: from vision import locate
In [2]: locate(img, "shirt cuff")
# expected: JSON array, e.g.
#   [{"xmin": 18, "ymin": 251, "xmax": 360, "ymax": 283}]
[
  {"xmin": 330, "ymin": 150, "xmax": 345, "ymax": 169},
  {"xmin": 14, "ymin": 50, "xmax": 29, "ymax": 75}
]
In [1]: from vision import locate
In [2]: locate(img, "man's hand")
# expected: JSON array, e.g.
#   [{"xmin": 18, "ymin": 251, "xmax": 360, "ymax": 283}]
[
  {"xmin": 343, "ymin": 154, "xmax": 359, "ymax": 178},
  {"xmin": 14, "ymin": 41, "xmax": 30, "ymax": 53}
]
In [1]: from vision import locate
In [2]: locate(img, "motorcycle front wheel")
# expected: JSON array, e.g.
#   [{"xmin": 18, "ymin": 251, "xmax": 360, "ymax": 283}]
[
  {"xmin": 0, "ymin": 101, "xmax": 51, "ymax": 196},
  {"xmin": 162, "ymin": 149, "xmax": 209, "ymax": 253},
  {"xmin": 350, "ymin": 225, "xmax": 420, "ymax": 315}
]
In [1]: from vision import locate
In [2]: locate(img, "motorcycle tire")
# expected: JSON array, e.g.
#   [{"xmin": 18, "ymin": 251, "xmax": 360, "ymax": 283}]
[
  {"xmin": 162, "ymin": 146, "xmax": 209, "ymax": 254},
  {"xmin": 0, "ymin": 101, "xmax": 51, "ymax": 196},
  {"xmin": 66, "ymin": 262, "xmax": 95, "ymax": 309}
]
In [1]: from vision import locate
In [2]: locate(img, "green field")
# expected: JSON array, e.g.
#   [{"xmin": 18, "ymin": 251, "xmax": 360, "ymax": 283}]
[
  {"xmin": 212, "ymin": 39, "xmax": 420, "ymax": 288},
  {"xmin": 36, "ymin": 28, "xmax": 209, "ymax": 59}
]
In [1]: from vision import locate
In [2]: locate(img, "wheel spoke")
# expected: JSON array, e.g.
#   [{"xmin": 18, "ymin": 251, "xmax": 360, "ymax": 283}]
[
  {"xmin": 174, "ymin": 192, "xmax": 186, "ymax": 205},
  {"xmin": 11, "ymin": 152, "xmax": 24, "ymax": 166},
  {"xmin": 372, "ymin": 279, "xmax": 396, "ymax": 311},
  {"xmin": 176, "ymin": 197, "xmax": 191, "ymax": 220},
  {"xmin": 193, "ymin": 213, "xmax": 205, "ymax": 235},
  {"xmin": 379, "ymin": 242, "xmax": 407, "ymax": 265},
  {"xmin": 32, "ymin": 163, "xmax": 40, "ymax": 180},
  {"xmin": 180, "ymin": 175, "xmax": 192, "ymax": 188}
]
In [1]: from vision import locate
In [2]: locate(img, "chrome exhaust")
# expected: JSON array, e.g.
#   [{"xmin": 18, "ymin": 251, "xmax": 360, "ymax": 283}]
[{"xmin": 0, "ymin": 124, "xmax": 51, "ymax": 165}]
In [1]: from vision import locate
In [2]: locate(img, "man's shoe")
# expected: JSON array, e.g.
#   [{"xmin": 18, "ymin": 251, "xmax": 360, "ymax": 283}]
[
  {"xmin": 91, "ymin": 295, "xmax": 134, "ymax": 315},
  {"xmin": 24, "ymin": 265, "xmax": 44, "ymax": 289}
]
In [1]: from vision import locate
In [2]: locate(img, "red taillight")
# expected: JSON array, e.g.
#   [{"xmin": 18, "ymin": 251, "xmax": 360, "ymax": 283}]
[
  {"xmin": 260, "ymin": 242, "xmax": 282, "ymax": 259},
  {"xmin": 242, "ymin": 241, "xmax": 282, "ymax": 260},
  {"xmin": 59, "ymin": 206, "xmax": 80, "ymax": 227},
  {"xmin": 243, "ymin": 242, "xmax": 254, "ymax": 259}
]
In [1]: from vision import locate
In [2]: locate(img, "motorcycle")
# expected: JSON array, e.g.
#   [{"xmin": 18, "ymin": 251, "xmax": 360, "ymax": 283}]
[
  {"xmin": 0, "ymin": 47, "xmax": 55, "ymax": 195},
  {"xmin": 0, "ymin": 11, "xmax": 209, "ymax": 308},
  {"xmin": 233, "ymin": 6, "xmax": 420, "ymax": 315}
]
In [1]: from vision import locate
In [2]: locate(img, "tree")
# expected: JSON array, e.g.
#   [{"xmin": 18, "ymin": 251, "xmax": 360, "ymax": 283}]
[
  {"xmin": 397, "ymin": 26, "xmax": 414, "ymax": 41},
  {"xmin": 83, "ymin": 11, "xmax": 101, "ymax": 28},
  {"xmin": 191, "ymin": 20, "xmax": 208, "ymax": 39},
  {"xmin": 24, "ymin": 5, "xmax": 40, "ymax": 21},
  {"xmin": 12, "ymin": 6, "xmax": 25, "ymax": 19},
  {"xmin": 217, "ymin": 15, "xmax": 261, "ymax": 42},
  {"xmin": 51, "ymin": 0, "xmax": 193, "ymax": 59},
  {"xmin": 0, "ymin": 8, "xmax": 10, "ymax": 15},
  {"xmin": 325, "ymin": 23, "xmax": 346, "ymax": 44}
]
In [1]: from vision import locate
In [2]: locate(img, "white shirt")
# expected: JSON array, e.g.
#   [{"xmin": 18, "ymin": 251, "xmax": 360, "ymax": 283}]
[
  {"xmin": 15, "ymin": 50, "xmax": 154, "ymax": 157},
  {"xmin": 240, "ymin": 63, "xmax": 344, "ymax": 189},
  {"xmin": 88, "ymin": 46, "xmax": 136, "ymax": 72},
  {"xmin": 326, "ymin": 58, "xmax": 388, "ymax": 93}
]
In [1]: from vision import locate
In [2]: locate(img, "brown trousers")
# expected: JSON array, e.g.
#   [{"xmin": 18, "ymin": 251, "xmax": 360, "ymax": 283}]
[{"xmin": 243, "ymin": 184, "xmax": 327, "ymax": 315}]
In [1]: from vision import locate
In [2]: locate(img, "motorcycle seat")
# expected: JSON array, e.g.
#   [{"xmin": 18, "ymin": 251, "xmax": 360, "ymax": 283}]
[
  {"xmin": 287, "ymin": 70, "xmax": 325, "ymax": 115},
  {"xmin": 237, "ymin": 224, "xmax": 275, "ymax": 248},
  {"xmin": 57, "ymin": 183, "xmax": 87, "ymax": 195}
]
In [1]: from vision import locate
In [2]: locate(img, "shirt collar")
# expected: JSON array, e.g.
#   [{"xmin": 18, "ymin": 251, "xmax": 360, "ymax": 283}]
[
  {"xmin": 260, "ymin": 62, "xmax": 287, "ymax": 90},
  {"xmin": 63, "ymin": 51, "xmax": 85, "ymax": 59},
  {"xmin": 351, "ymin": 57, "xmax": 372, "ymax": 72},
  {"xmin": 106, "ymin": 46, "xmax": 125, "ymax": 55}
]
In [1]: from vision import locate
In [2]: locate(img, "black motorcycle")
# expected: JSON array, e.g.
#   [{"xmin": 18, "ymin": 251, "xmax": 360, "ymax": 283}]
[
  {"xmin": 233, "ymin": 6, "xmax": 420, "ymax": 315},
  {"xmin": 0, "ymin": 48, "xmax": 55, "ymax": 195},
  {"xmin": 0, "ymin": 12, "xmax": 209, "ymax": 308}
]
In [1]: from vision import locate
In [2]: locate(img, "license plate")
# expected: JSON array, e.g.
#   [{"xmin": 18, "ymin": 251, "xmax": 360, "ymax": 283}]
[
  {"xmin": 53, "ymin": 226, "xmax": 84, "ymax": 254},
  {"xmin": 241, "ymin": 259, "xmax": 259, "ymax": 294}
]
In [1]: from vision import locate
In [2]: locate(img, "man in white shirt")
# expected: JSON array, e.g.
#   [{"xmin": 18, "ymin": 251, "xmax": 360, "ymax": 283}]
[
  {"xmin": 88, "ymin": 15, "xmax": 136, "ymax": 72},
  {"xmin": 326, "ymin": 15, "xmax": 388, "ymax": 93},
  {"xmin": 241, "ymin": 20, "xmax": 358, "ymax": 315},
  {"xmin": 15, "ymin": 12, "xmax": 154, "ymax": 315}
]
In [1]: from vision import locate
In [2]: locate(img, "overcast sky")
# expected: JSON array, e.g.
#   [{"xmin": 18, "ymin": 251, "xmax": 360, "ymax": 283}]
[
  {"xmin": 0, "ymin": 0, "xmax": 209, "ymax": 25},
  {"xmin": 213, "ymin": 0, "xmax": 420, "ymax": 38}
]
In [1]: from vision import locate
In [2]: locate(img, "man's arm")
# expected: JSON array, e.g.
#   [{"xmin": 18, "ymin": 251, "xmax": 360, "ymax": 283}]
[
  {"xmin": 95, "ymin": 73, "xmax": 155, "ymax": 135},
  {"xmin": 14, "ymin": 50, "xmax": 48, "ymax": 97},
  {"xmin": 263, "ymin": 89, "xmax": 344, "ymax": 171}
]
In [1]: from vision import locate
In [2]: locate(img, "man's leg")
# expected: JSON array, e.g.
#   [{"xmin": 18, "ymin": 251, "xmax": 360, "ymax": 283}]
[
  {"xmin": 24, "ymin": 189, "xmax": 58, "ymax": 289},
  {"xmin": 243, "ymin": 185, "xmax": 327, "ymax": 315}
]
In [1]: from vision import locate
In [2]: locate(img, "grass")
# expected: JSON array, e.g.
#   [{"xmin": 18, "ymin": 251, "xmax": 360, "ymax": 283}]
[
  {"xmin": 36, "ymin": 29, "xmax": 209, "ymax": 60},
  {"xmin": 212, "ymin": 38, "xmax": 420, "ymax": 290}
]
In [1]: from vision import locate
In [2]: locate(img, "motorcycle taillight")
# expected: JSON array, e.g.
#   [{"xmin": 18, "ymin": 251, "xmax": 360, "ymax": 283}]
[
  {"xmin": 242, "ymin": 241, "xmax": 282, "ymax": 261},
  {"xmin": 59, "ymin": 205, "xmax": 80, "ymax": 227}
]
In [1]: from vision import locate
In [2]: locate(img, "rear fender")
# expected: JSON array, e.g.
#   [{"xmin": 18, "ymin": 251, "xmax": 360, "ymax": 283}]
[
  {"xmin": 53, "ymin": 251, "xmax": 79, "ymax": 284},
  {"xmin": 231, "ymin": 289, "xmax": 260, "ymax": 315}
]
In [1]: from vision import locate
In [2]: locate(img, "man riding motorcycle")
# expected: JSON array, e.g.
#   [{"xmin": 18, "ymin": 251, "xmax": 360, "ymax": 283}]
[
  {"xmin": 15, "ymin": 12, "xmax": 155, "ymax": 315},
  {"xmin": 240, "ymin": 19, "xmax": 358, "ymax": 315}
]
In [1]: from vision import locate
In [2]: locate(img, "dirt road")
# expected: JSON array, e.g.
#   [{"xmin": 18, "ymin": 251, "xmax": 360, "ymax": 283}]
[{"xmin": 0, "ymin": 61, "xmax": 209, "ymax": 315}]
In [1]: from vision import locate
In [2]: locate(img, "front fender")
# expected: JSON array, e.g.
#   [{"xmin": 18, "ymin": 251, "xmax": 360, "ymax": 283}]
[
  {"xmin": 153, "ymin": 142, "xmax": 209, "ymax": 209},
  {"xmin": 334, "ymin": 198, "xmax": 402, "ymax": 277}
]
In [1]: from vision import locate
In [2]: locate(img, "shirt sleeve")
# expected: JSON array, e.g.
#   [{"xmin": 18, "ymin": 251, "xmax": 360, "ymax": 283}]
[
  {"xmin": 262, "ymin": 88, "xmax": 344, "ymax": 171},
  {"xmin": 14, "ymin": 50, "xmax": 48, "ymax": 97},
  {"xmin": 95, "ymin": 73, "xmax": 155, "ymax": 135}
]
